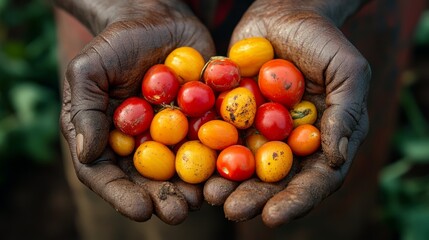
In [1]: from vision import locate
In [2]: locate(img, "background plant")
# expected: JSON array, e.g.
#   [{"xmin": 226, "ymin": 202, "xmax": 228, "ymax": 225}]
[{"xmin": 0, "ymin": 0, "xmax": 60, "ymax": 183}]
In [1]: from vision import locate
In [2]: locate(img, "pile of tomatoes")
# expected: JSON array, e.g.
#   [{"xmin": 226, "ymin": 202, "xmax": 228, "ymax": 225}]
[{"xmin": 109, "ymin": 37, "xmax": 321, "ymax": 184}]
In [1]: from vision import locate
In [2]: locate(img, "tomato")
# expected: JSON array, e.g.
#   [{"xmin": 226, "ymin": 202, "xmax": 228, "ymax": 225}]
[
  {"xmin": 141, "ymin": 64, "xmax": 180, "ymax": 105},
  {"xmin": 244, "ymin": 128, "xmax": 269, "ymax": 155},
  {"xmin": 290, "ymin": 100, "xmax": 317, "ymax": 128},
  {"xmin": 177, "ymin": 81, "xmax": 215, "ymax": 117},
  {"xmin": 176, "ymin": 140, "xmax": 217, "ymax": 184},
  {"xmin": 164, "ymin": 46, "xmax": 205, "ymax": 84},
  {"xmin": 258, "ymin": 59, "xmax": 305, "ymax": 109},
  {"xmin": 287, "ymin": 124, "xmax": 321, "ymax": 156},
  {"xmin": 228, "ymin": 37, "xmax": 274, "ymax": 77},
  {"xmin": 238, "ymin": 77, "xmax": 266, "ymax": 108},
  {"xmin": 254, "ymin": 102, "xmax": 293, "ymax": 141},
  {"xmin": 220, "ymin": 87, "xmax": 256, "ymax": 129},
  {"xmin": 133, "ymin": 141, "xmax": 175, "ymax": 181},
  {"xmin": 255, "ymin": 141, "xmax": 293, "ymax": 183},
  {"xmin": 113, "ymin": 97, "xmax": 154, "ymax": 136},
  {"xmin": 134, "ymin": 130, "xmax": 152, "ymax": 149},
  {"xmin": 109, "ymin": 129, "xmax": 135, "ymax": 156},
  {"xmin": 215, "ymin": 90, "xmax": 229, "ymax": 115},
  {"xmin": 150, "ymin": 107, "xmax": 188, "ymax": 145},
  {"xmin": 202, "ymin": 57, "xmax": 241, "ymax": 92},
  {"xmin": 187, "ymin": 109, "xmax": 217, "ymax": 140},
  {"xmin": 217, "ymin": 145, "xmax": 255, "ymax": 181},
  {"xmin": 198, "ymin": 120, "xmax": 239, "ymax": 150}
]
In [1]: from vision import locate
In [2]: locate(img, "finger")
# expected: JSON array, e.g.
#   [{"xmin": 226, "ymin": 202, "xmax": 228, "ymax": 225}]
[
  {"xmin": 118, "ymin": 158, "xmax": 189, "ymax": 225},
  {"xmin": 61, "ymin": 54, "xmax": 154, "ymax": 222},
  {"xmin": 223, "ymin": 161, "xmax": 299, "ymax": 222},
  {"xmin": 171, "ymin": 177, "xmax": 204, "ymax": 211},
  {"xmin": 203, "ymin": 174, "xmax": 240, "ymax": 206},
  {"xmin": 261, "ymin": 152, "xmax": 343, "ymax": 227},
  {"xmin": 73, "ymin": 149, "xmax": 154, "ymax": 222},
  {"xmin": 65, "ymin": 49, "xmax": 112, "ymax": 163}
]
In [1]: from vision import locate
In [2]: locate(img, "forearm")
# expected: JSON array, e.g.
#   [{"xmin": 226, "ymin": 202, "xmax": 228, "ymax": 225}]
[
  {"xmin": 52, "ymin": 0, "xmax": 117, "ymax": 34},
  {"xmin": 314, "ymin": 0, "xmax": 372, "ymax": 26}
]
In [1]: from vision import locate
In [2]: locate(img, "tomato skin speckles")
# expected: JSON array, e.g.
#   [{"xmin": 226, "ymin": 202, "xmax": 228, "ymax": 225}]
[{"xmin": 258, "ymin": 59, "xmax": 305, "ymax": 109}]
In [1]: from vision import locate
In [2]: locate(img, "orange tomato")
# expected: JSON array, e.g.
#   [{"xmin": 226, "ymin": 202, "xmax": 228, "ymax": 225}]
[
  {"xmin": 255, "ymin": 141, "xmax": 293, "ymax": 183},
  {"xmin": 198, "ymin": 120, "xmax": 239, "ymax": 150},
  {"xmin": 175, "ymin": 140, "xmax": 217, "ymax": 184},
  {"xmin": 133, "ymin": 141, "xmax": 175, "ymax": 181},
  {"xmin": 220, "ymin": 87, "xmax": 256, "ymax": 129},
  {"xmin": 287, "ymin": 124, "xmax": 321, "ymax": 156},
  {"xmin": 290, "ymin": 100, "xmax": 317, "ymax": 128},
  {"xmin": 109, "ymin": 129, "xmax": 135, "ymax": 156},
  {"xmin": 164, "ymin": 46, "xmax": 205, "ymax": 84},
  {"xmin": 228, "ymin": 37, "xmax": 274, "ymax": 77},
  {"xmin": 150, "ymin": 107, "xmax": 188, "ymax": 145}
]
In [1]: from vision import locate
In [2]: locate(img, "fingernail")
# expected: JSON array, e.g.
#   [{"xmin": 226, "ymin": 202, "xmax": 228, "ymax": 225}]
[
  {"xmin": 339, "ymin": 137, "xmax": 348, "ymax": 160},
  {"xmin": 76, "ymin": 133, "xmax": 84, "ymax": 158}
]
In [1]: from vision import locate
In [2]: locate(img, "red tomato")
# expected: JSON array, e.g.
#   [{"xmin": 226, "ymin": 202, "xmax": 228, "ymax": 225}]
[
  {"xmin": 217, "ymin": 145, "xmax": 255, "ymax": 181},
  {"xmin": 141, "ymin": 64, "xmax": 180, "ymax": 105},
  {"xmin": 203, "ymin": 57, "xmax": 241, "ymax": 92},
  {"xmin": 177, "ymin": 81, "xmax": 216, "ymax": 117},
  {"xmin": 215, "ymin": 90, "xmax": 229, "ymax": 115},
  {"xmin": 254, "ymin": 102, "xmax": 293, "ymax": 141},
  {"xmin": 187, "ymin": 109, "xmax": 217, "ymax": 140},
  {"xmin": 258, "ymin": 59, "xmax": 305, "ymax": 109},
  {"xmin": 134, "ymin": 130, "xmax": 152, "ymax": 149},
  {"xmin": 239, "ymin": 77, "xmax": 266, "ymax": 108},
  {"xmin": 113, "ymin": 97, "xmax": 154, "ymax": 136}
]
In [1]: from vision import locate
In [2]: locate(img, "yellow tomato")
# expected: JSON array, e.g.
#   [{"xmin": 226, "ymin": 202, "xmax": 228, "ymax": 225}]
[
  {"xmin": 175, "ymin": 140, "xmax": 217, "ymax": 184},
  {"xmin": 228, "ymin": 37, "xmax": 274, "ymax": 77},
  {"xmin": 150, "ymin": 108, "xmax": 188, "ymax": 146},
  {"xmin": 255, "ymin": 141, "xmax": 293, "ymax": 183},
  {"xmin": 198, "ymin": 120, "xmax": 239, "ymax": 150},
  {"xmin": 245, "ymin": 129, "xmax": 269, "ymax": 155},
  {"xmin": 108, "ymin": 129, "xmax": 135, "ymax": 156},
  {"xmin": 164, "ymin": 46, "xmax": 205, "ymax": 84},
  {"xmin": 220, "ymin": 87, "xmax": 256, "ymax": 129},
  {"xmin": 133, "ymin": 141, "xmax": 175, "ymax": 181},
  {"xmin": 290, "ymin": 100, "xmax": 318, "ymax": 128}
]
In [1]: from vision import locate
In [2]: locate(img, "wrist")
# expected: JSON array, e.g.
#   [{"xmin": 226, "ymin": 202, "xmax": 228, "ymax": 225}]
[{"xmin": 52, "ymin": 0, "xmax": 189, "ymax": 35}]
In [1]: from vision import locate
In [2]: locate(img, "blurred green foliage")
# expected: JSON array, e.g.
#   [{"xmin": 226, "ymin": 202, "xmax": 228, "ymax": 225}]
[
  {"xmin": 0, "ymin": 0, "xmax": 60, "ymax": 182},
  {"xmin": 415, "ymin": 11, "xmax": 429, "ymax": 47},
  {"xmin": 379, "ymin": 10, "xmax": 429, "ymax": 240}
]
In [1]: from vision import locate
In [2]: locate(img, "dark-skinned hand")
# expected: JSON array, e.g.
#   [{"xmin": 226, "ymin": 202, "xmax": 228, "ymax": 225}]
[
  {"xmin": 58, "ymin": 0, "xmax": 215, "ymax": 224},
  {"xmin": 203, "ymin": 0, "xmax": 371, "ymax": 227}
]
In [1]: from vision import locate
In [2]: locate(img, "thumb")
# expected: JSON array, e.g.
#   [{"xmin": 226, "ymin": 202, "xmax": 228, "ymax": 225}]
[
  {"xmin": 74, "ymin": 111, "xmax": 110, "ymax": 164},
  {"xmin": 321, "ymin": 49, "xmax": 371, "ymax": 168},
  {"xmin": 66, "ymin": 52, "xmax": 111, "ymax": 164}
]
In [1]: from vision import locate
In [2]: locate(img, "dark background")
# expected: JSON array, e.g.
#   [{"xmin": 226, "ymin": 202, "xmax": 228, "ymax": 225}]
[{"xmin": 1, "ymin": 0, "xmax": 429, "ymax": 239}]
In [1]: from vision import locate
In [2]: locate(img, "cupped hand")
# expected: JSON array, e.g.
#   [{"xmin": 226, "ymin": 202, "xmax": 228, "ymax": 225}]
[
  {"xmin": 204, "ymin": 0, "xmax": 371, "ymax": 227},
  {"xmin": 60, "ymin": 0, "xmax": 215, "ymax": 224}
]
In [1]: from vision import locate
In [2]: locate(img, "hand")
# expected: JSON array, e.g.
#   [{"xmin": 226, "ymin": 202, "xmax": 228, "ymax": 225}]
[
  {"xmin": 59, "ymin": 0, "xmax": 215, "ymax": 224},
  {"xmin": 204, "ymin": 0, "xmax": 371, "ymax": 227}
]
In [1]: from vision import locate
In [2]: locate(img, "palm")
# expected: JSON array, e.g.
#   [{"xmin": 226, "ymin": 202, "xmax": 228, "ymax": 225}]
[
  {"xmin": 204, "ymin": 2, "xmax": 370, "ymax": 227},
  {"xmin": 60, "ymin": 12, "xmax": 215, "ymax": 224}
]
